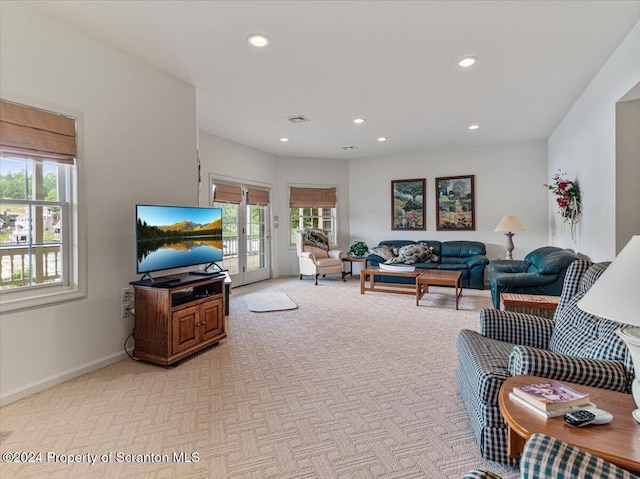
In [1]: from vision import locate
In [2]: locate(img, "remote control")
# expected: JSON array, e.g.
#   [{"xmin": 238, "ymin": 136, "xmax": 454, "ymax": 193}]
[{"xmin": 564, "ymin": 408, "xmax": 613, "ymax": 427}]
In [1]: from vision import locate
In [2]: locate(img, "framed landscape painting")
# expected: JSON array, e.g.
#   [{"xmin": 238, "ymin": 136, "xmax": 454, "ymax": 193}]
[
  {"xmin": 391, "ymin": 178, "xmax": 426, "ymax": 230},
  {"xmin": 435, "ymin": 175, "xmax": 475, "ymax": 231}
]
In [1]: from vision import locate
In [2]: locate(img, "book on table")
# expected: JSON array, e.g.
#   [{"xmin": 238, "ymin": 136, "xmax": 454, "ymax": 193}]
[
  {"xmin": 508, "ymin": 392, "xmax": 596, "ymax": 419},
  {"xmin": 512, "ymin": 380, "xmax": 590, "ymax": 412}
]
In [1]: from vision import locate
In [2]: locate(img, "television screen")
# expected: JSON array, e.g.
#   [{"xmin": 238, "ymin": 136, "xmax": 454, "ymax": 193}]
[{"xmin": 136, "ymin": 205, "xmax": 223, "ymax": 275}]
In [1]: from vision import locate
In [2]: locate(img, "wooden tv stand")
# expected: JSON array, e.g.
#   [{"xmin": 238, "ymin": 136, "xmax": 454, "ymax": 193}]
[{"xmin": 130, "ymin": 274, "xmax": 226, "ymax": 366}]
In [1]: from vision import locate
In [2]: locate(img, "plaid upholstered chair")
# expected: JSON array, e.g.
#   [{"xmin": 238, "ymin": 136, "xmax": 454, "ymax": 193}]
[
  {"xmin": 456, "ymin": 261, "xmax": 634, "ymax": 466},
  {"xmin": 462, "ymin": 433, "xmax": 637, "ymax": 479}
]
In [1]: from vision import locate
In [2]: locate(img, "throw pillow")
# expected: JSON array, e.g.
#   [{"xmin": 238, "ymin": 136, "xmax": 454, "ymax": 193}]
[
  {"xmin": 369, "ymin": 245, "xmax": 396, "ymax": 261},
  {"xmin": 384, "ymin": 256, "xmax": 404, "ymax": 264},
  {"xmin": 397, "ymin": 243, "xmax": 438, "ymax": 264},
  {"xmin": 303, "ymin": 228, "xmax": 330, "ymax": 251}
]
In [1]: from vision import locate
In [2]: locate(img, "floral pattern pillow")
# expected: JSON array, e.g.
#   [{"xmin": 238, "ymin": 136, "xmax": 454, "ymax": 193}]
[
  {"xmin": 395, "ymin": 243, "xmax": 438, "ymax": 264},
  {"xmin": 369, "ymin": 245, "xmax": 396, "ymax": 261},
  {"xmin": 302, "ymin": 228, "xmax": 330, "ymax": 251}
]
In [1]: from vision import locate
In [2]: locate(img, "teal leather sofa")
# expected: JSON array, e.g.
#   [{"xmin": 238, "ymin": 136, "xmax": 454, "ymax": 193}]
[
  {"xmin": 366, "ymin": 240, "xmax": 489, "ymax": 289},
  {"xmin": 488, "ymin": 246, "xmax": 579, "ymax": 309}
]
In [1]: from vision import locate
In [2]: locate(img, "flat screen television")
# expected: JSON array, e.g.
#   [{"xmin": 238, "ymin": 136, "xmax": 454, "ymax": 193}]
[{"xmin": 135, "ymin": 204, "xmax": 223, "ymax": 281}]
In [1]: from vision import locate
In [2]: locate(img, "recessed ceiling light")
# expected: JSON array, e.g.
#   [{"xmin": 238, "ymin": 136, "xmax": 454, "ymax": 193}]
[
  {"xmin": 248, "ymin": 34, "xmax": 270, "ymax": 48},
  {"xmin": 353, "ymin": 118, "xmax": 366, "ymax": 124},
  {"xmin": 468, "ymin": 124, "xmax": 479, "ymax": 130},
  {"xmin": 377, "ymin": 137, "xmax": 388, "ymax": 142},
  {"xmin": 280, "ymin": 137, "xmax": 289, "ymax": 142},
  {"xmin": 458, "ymin": 56, "xmax": 478, "ymax": 67}
]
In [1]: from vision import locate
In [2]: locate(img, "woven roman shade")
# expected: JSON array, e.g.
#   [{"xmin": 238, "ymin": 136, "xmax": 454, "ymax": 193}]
[
  {"xmin": 247, "ymin": 187, "xmax": 269, "ymax": 206},
  {"xmin": 290, "ymin": 187, "xmax": 337, "ymax": 208},
  {"xmin": 0, "ymin": 100, "xmax": 76, "ymax": 163},
  {"xmin": 213, "ymin": 183, "xmax": 242, "ymax": 204}
]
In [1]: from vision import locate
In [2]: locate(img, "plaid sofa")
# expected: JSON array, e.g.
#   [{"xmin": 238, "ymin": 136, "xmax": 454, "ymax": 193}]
[
  {"xmin": 462, "ymin": 433, "xmax": 638, "ymax": 479},
  {"xmin": 456, "ymin": 261, "xmax": 634, "ymax": 466}
]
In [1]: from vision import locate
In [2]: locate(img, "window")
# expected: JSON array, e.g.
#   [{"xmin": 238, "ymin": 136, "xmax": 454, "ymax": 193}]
[
  {"xmin": 0, "ymin": 99, "xmax": 82, "ymax": 311},
  {"xmin": 289, "ymin": 186, "xmax": 337, "ymax": 245}
]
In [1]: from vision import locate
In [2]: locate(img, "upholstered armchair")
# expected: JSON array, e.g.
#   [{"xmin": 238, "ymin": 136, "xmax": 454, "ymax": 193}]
[
  {"xmin": 462, "ymin": 433, "xmax": 636, "ymax": 479},
  {"xmin": 489, "ymin": 246, "xmax": 580, "ymax": 309},
  {"xmin": 295, "ymin": 229, "xmax": 346, "ymax": 285},
  {"xmin": 456, "ymin": 261, "xmax": 633, "ymax": 465}
]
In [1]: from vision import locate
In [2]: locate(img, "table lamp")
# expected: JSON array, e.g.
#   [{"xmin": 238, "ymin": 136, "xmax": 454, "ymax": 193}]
[
  {"xmin": 577, "ymin": 235, "xmax": 640, "ymax": 422},
  {"xmin": 494, "ymin": 215, "xmax": 526, "ymax": 260}
]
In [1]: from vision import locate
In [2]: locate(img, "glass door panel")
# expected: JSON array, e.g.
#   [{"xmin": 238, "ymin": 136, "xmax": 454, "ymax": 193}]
[
  {"xmin": 213, "ymin": 202, "xmax": 240, "ymax": 276},
  {"xmin": 243, "ymin": 204, "xmax": 269, "ymax": 283},
  {"xmin": 212, "ymin": 182, "xmax": 270, "ymax": 286}
]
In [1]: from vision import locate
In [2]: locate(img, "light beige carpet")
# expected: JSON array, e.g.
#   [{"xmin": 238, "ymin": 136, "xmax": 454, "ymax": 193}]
[
  {"xmin": 245, "ymin": 292, "xmax": 298, "ymax": 312},
  {"xmin": 0, "ymin": 277, "xmax": 518, "ymax": 479}
]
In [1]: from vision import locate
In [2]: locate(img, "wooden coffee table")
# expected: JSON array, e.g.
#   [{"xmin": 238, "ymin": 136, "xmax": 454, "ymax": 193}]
[
  {"xmin": 360, "ymin": 267, "xmax": 422, "ymax": 295},
  {"xmin": 499, "ymin": 374, "xmax": 640, "ymax": 473},
  {"xmin": 416, "ymin": 270, "xmax": 462, "ymax": 309}
]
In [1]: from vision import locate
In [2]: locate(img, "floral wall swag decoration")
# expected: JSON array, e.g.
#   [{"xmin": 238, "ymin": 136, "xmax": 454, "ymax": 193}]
[{"xmin": 544, "ymin": 170, "xmax": 581, "ymax": 240}]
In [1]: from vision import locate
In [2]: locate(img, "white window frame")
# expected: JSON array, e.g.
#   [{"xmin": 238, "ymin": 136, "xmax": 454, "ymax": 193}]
[
  {"xmin": 288, "ymin": 185, "xmax": 338, "ymax": 247},
  {"xmin": 0, "ymin": 96, "xmax": 86, "ymax": 313}
]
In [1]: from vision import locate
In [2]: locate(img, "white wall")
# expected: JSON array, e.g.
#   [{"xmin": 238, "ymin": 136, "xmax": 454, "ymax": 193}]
[
  {"xmin": 2, "ymin": 3, "xmax": 634, "ymax": 405},
  {"xmin": 196, "ymin": 133, "xmax": 350, "ymax": 278},
  {"xmin": 200, "ymin": 136, "xmax": 544, "ymax": 278},
  {"xmin": 277, "ymin": 157, "xmax": 350, "ymax": 276},
  {"xmin": 615, "ymin": 98, "xmax": 640, "ymax": 253},
  {"xmin": 548, "ymin": 22, "xmax": 640, "ymax": 261},
  {"xmin": 0, "ymin": 3, "xmax": 198, "ymax": 404},
  {"xmin": 348, "ymin": 140, "xmax": 549, "ymax": 262},
  {"xmin": 196, "ymin": 131, "xmax": 281, "ymax": 274}
]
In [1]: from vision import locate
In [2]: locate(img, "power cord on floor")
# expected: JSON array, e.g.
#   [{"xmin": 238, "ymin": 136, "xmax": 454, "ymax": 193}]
[{"xmin": 124, "ymin": 329, "xmax": 139, "ymax": 361}]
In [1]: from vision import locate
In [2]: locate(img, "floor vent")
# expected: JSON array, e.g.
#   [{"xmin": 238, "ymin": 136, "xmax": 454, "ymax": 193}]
[{"xmin": 287, "ymin": 115, "xmax": 310, "ymax": 124}]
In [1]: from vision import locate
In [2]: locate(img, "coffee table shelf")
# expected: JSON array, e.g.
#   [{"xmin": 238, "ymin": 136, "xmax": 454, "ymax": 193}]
[
  {"xmin": 360, "ymin": 268, "xmax": 463, "ymax": 310},
  {"xmin": 360, "ymin": 267, "xmax": 421, "ymax": 296}
]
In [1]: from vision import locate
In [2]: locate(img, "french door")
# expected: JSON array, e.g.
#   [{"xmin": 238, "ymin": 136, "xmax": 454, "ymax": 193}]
[{"xmin": 212, "ymin": 180, "xmax": 271, "ymax": 287}]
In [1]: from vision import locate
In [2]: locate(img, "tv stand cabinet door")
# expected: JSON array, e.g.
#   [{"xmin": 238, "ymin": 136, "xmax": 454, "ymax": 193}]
[
  {"xmin": 200, "ymin": 298, "xmax": 224, "ymax": 341},
  {"xmin": 172, "ymin": 305, "xmax": 200, "ymax": 354}
]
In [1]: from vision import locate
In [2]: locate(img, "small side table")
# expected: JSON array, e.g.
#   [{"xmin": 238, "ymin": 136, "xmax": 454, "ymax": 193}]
[
  {"xmin": 499, "ymin": 374, "xmax": 640, "ymax": 473},
  {"xmin": 342, "ymin": 256, "xmax": 369, "ymax": 277},
  {"xmin": 501, "ymin": 293, "xmax": 560, "ymax": 319}
]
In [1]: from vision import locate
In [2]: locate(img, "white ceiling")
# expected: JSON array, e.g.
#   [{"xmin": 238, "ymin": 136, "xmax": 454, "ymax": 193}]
[{"xmin": 22, "ymin": 0, "xmax": 640, "ymax": 160}]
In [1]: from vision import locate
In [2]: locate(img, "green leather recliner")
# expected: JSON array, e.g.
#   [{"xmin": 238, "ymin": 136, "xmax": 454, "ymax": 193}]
[{"xmin": 489, "ymin": 246, "xmax": 579, "ymax": 309}]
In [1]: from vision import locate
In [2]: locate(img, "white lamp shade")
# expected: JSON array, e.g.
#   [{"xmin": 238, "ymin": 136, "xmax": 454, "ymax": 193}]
[
  {"xmin": 577, "ymin": 236, "xmax": 640, "ymax": 326},
  {"xmin": 494, "ymin": 215, "xmax": 526, "ymax": 233}
]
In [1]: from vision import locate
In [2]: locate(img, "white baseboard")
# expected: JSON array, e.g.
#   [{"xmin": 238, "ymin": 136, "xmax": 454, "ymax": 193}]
[{"xmin": 0, "ymin": 350, "xmax": 131, "ymax": 407}]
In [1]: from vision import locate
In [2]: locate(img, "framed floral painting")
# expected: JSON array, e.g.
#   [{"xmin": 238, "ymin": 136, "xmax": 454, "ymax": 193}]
[
  {"xmin": 391, "ymin": 178, "xmax": 426, "ymax": 230},
  {"xmin": 435, "ymin": 175, "xmax": 475, "ymax": 231}
]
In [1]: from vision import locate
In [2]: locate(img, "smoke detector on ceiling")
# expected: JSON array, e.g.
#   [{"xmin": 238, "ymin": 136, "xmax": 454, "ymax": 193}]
[
  {"xmin": 287, "ymin": 115, "xmax": 310, "ymax": 124},
  {"xmin": 341, "ymin": 145, "xmax": 358, "ymax": 150}
]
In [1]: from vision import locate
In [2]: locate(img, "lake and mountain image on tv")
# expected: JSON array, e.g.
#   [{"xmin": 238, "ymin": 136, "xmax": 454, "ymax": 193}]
[{"xmin": 136, "ymin": 205, "xmax": 223, "ymax": 273}]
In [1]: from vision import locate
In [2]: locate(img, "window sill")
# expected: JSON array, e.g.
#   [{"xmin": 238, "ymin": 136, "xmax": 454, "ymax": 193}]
[{"xmin": 0, "ymin": 286, "xmax": 85, "ymax": 313}]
